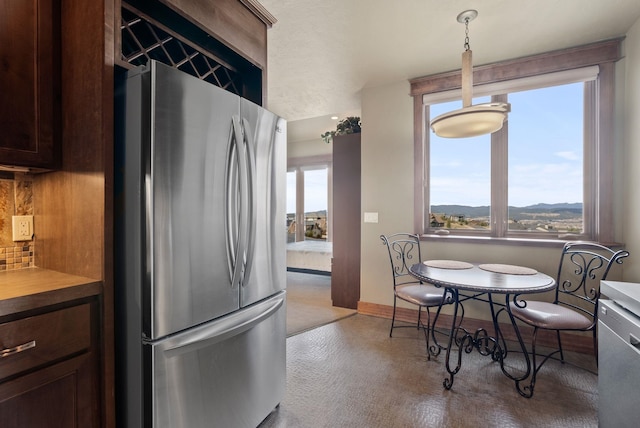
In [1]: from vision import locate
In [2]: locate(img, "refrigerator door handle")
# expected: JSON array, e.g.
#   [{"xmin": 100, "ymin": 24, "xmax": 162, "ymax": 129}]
[
  {"xmin": 241, "ymin": 118, "xmax": 257, "ymax": 287},
  {"xmin": 162, "ymin": 294, "xmax": 285, "ymax": 358},
  {"xmin": 226, "ymin": 115, "xmax": 248, "ymax": 290}
]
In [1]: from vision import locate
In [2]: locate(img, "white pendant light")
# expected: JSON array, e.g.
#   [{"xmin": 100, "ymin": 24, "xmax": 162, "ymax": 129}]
[{"xmin": 430, "ymin": 10, "xmax": 510, "ymax": 138}]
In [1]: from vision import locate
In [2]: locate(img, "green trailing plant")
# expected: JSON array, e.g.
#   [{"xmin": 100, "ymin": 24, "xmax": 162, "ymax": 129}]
[{"xmin": 321, "ymin": 116, "xmax": 361, "ymax": 143}]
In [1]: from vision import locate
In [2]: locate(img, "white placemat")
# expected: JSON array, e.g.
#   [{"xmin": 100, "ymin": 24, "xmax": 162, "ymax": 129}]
[
  {"xmin": 423, "ymin": 260, "xmax": 473, "ymax": 270},
  {"xmin": 478, "ymin": 264, "xmax": 537, "ymax": 275}
]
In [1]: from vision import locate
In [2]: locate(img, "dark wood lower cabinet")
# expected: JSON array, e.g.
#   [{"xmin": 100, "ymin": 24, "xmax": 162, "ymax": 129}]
[
  {"xmin": 0, "ymin": 354, "xmax": 97, "ymax": 428},
  {"xmin": 0, "ymin": 300, "xmax": 99, "ymax": 427}
]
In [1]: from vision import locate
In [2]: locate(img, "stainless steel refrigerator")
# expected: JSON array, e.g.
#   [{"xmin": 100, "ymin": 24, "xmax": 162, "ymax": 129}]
[{"xmin": 114, "ymin": 60, "xmax": 287, "ymax": 428}]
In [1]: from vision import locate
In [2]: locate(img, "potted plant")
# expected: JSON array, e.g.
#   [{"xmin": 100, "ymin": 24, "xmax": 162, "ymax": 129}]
[{"xmin": 321, "ymin": 116, "xmax": 361, "ymax": 144}]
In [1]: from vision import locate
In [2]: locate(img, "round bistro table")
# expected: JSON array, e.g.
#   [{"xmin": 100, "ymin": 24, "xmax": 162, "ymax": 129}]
[{"xmin": 409, "ymin": 261, "xmax": 556, "ymax": 396}]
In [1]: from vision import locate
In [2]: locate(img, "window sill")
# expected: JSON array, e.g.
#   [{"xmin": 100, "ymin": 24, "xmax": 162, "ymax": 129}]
[{"xmin": 419, "ymin": 233, "xmax": 624, "ymax": 249}]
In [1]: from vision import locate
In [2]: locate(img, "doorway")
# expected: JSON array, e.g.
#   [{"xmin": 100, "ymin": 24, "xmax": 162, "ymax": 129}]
[{"xmin": 286, "ymin": 159, "xmax": 332, "ymax": 273}]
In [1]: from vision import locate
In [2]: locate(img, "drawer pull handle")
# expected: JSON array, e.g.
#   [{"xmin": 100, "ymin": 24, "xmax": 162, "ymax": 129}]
[{"xmin": 0, "ymin": 340, "xmax": 36, "ymax": 358}]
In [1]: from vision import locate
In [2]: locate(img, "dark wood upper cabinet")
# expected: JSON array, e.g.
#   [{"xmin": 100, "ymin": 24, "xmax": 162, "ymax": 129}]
[
  {"xmin": 161, "ymin": 0, "xmax": 271, "ymax": 70},
  {"xmin": 119, "ymin": 0, "xmax": 273, "ymax": 105},
  {"xmin": 0, "ymin": 0, "xmax": 61, "ymax": 170}
]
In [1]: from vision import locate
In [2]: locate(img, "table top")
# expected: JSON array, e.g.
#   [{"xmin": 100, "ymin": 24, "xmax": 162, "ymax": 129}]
[{"xmin": 409, "ymin": 262, "xmax": 556, "ymax": 294}]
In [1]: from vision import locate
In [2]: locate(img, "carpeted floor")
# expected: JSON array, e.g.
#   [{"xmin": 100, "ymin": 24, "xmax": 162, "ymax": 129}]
[
  {"xmin": 286, "ymin": 271, "xmax": 356, "ymax": 336},
  {"xmin": 261, "ymin": 314, "xmax": 598, "ymax": 428}
]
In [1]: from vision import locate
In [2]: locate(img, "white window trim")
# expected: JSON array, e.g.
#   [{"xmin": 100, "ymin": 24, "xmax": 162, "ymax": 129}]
[{"xmin": 287, "ymin": 155, "xmax": 333, "ymax": 243}]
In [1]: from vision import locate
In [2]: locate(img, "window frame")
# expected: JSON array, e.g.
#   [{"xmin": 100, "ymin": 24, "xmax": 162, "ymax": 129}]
[
  {"xmin": 287, "ymin": 155, "xmax": 333, "ymax": 243},
  {"xmin": 410, "ymin": 39, "xmax": 622, "ymax": 246}
]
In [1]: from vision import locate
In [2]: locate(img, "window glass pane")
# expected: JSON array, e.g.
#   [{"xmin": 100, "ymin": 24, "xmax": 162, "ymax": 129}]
[
  {"xmin": 507, "ymin": 83, "xmax": 583, "ymax": 234},
  {"xmin": 429, "ymin": 98, "xmax": 491, "ymax": 231},
  {"xmin": 303, "ymin": 168, "xmax": 328, "ymax": 241},
  {"xmin": 286, "ymin": 170, "xmax": 296, "ymax": 242}
]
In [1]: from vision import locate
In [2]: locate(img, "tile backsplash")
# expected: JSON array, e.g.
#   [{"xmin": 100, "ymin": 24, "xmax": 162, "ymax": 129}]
[
  {"xmin": 0, "ymin": 175, "xmax": 34, "ymax": 271},
  {"xmin": 0, "ymin": 243, "xmax": 34, "ymax": 270}
]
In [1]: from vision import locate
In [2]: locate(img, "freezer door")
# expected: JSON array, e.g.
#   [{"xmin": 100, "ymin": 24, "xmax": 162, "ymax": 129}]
[
  {"xmin": 143, "ymin": 62, "xmax": 242, "ymax": 338},
  {"xmin": 146, "ymin": 291, "xmax": 286, "ymax": 428},
  {"xmin": 239, "ymin": 99, "xmax": 287, "ymax": 307}
]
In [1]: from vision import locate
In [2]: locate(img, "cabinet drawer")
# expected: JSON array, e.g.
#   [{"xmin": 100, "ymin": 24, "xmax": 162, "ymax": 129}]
[{"xmin": 0, "ymin": 304, "xmax": 91, "ymax": 381}]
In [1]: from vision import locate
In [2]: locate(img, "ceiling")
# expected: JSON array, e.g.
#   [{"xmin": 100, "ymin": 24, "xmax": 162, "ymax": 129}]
[{"xmin": 258, "ymin": 0, "xmax": 640, "ymax": 143}]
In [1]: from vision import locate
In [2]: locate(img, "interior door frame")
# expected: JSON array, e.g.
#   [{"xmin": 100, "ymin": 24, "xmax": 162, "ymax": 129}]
[{"xmin": 287, "ymin": 155, "xmax": 333, "ymax": 243}]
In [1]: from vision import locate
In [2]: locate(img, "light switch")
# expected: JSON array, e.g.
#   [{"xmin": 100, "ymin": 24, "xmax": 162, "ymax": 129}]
[
  {"xmin": 12, "ymin": 215, "xmax": 34, "ymax": 241},
  {"xmin": 364, "ymin": 212, "xmax": 379, "ymax": 223}
]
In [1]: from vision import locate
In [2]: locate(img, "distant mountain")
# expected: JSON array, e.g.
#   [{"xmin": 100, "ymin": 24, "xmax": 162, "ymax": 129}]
[
  {"xmin": 431, "ymin": 203, "xmax": 582, "ymax": 221},
  {"xmin": 523, "ymin": 203, "xmax": 582, "ymax": 210}
]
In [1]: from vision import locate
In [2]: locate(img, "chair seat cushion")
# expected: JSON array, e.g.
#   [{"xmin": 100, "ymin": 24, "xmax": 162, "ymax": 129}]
[
  {"xmin": 509, "ymin": 300, "xmax": 592, "ymax": 330},
  {"xmin": 396, "ymin": 283, "xmax": 447, "ymax": 306}
]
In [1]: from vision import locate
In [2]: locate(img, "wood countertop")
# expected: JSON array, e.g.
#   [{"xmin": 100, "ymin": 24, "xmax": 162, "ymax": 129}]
[{"xmin": 0, "ymin": 268, "xmax": 102, "ymax": 317}]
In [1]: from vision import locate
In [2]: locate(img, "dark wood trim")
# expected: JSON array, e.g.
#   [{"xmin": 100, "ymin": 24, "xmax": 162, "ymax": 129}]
[
  {"xmin": 410, "ymin": 38, "xmax": 623, "ymax": 96},
  {"xmin": 357, "ymin": 301, "xmax": 595, "ymax": 356}
]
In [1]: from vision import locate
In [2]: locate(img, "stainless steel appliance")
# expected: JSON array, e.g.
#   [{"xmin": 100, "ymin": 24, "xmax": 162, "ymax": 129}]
[
  {"xmin": 598, "ymin": 281, "xmax": 640, "ymax": 428},
  {"xmin": 115, "ymin": 60, "xmax": 287, "ymax": 427}
]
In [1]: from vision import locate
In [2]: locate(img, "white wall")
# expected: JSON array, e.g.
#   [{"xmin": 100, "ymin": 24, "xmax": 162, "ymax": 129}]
[
  {"xmin": 622, "ymin": 16, "xmax": 640, "ymax": 282},
  {"xmin": 359, "ymin": 80, "xmax": 416, "ymax": 305},
  {"xmin": 287, "ymin": 137, "xmax": 332, "ymax": 159},
  {"xmin": 358, "ymin": 43, "xmax": 634, "ymax": 318}
]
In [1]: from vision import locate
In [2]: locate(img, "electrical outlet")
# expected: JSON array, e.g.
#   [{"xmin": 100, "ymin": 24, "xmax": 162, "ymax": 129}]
[{"xmin": 12, "ymin": 215, "xmax": 34, "ymax": 241}]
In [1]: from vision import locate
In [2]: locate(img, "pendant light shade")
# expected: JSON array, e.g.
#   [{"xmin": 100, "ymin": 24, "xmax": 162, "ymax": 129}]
[
  {"xmin": 431, "ymin": 103, "xmax": 510, "ymax": 138},
  {"xmin": 430, "ymin": 10, "xmax": 510, "ymax": 138}
]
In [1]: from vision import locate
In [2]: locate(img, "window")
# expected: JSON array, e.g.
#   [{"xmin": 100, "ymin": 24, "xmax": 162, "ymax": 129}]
[
  {"xmin": 303, "ymin": 167, "xmax": 329, "ymax": 241},
  {"xmin": 411, "ymin": 39, "xmax": 621, "ymax": 244},
  {"xmin": 430, "ymin": 97, "xmax": 492, "ymax": 232},
  {"xmin": 287, "ymin": 156, "xmax": 332, "ymax": 243},
  {"xmin": 507, "ymin": 84, "xmax": 584, "ymax": 236},
  {"xmin": 429, "ymin": 82, "xmax": 585, "ymax": 238}
]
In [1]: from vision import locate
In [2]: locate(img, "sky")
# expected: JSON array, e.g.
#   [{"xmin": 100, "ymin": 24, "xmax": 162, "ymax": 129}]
[
  {"xmin": 430, "ymin": 82, "xmax": 584, "ymax": 207},
  {"xmin": 287, "ymin": 168, "xmax": 327, "ymax": 214},
  {"xmin": 287, "ymin": 81, "xmax": 584, "ymax": 215}
]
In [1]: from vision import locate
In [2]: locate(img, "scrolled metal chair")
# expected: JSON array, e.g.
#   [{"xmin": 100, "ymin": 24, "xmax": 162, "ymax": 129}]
[
  {"xmin": 508, "ymin": 241, "xmax": 629, "ymax": 397},
  {"xmin": 380, "ymin": 233, "xmax": 452, "ymax": 359}
]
